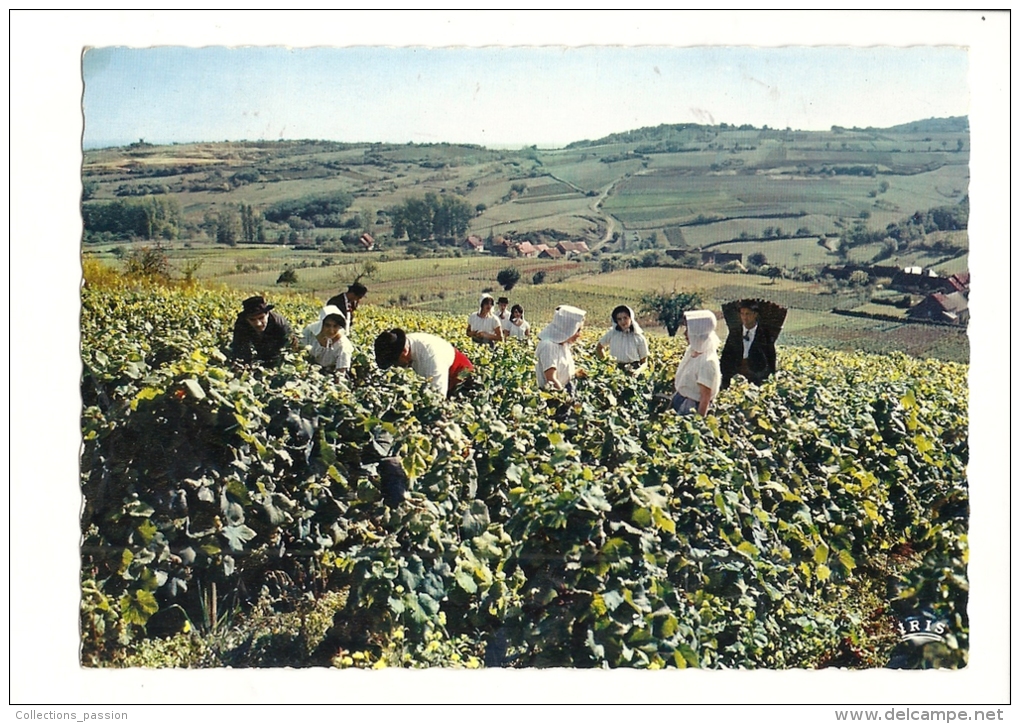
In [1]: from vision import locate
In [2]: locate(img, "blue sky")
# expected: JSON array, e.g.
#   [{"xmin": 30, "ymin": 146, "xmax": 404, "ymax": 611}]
[{"xmin": 83, "ymin": 44, "xmax": 970, "ymax": 149}]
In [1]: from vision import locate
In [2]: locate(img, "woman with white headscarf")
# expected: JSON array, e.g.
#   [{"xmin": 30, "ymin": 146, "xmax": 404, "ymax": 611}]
[
  {"xmin": 671, "ymin": 309, "xmax": 722, "ymax": 416},
  {"xmin": 535, "ymin": 305, "xmax": 587, "ymax": 391},
  {"xmin": 596, "ymin": 304, "xmax": 649, "ymax": 372},
  {"xmin": 301, "ymin": 304, "xmax": 354, "ymax": 373},
  {"xmin": 466, "ymin": 293, "xmax": 505, "ymax": 345}
]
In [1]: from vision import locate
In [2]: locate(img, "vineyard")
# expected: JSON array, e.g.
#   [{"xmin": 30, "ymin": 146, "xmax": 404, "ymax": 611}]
[{"xmin": 79, "ymin": 267, "xmax": 968, "ymax": 669}]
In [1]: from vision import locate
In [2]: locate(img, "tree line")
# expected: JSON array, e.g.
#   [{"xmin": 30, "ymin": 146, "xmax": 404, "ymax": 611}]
[
  {"xmin": 390, "ymin": 192, "xmax": 474, "ymax": 244},
  {"xmin": 82, "ymin": 197, "xmax": 181, "ymax": 243}
]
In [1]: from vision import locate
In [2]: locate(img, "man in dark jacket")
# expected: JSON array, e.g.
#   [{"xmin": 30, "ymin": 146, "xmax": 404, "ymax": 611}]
[
  {"xmin": 326, "ymin": 282, "xmax": 367, "ymax": 333},
  {"xmin": 230, "ymin": 296, "xmax": 295, "ymax": 365},
  {"xmin": 720, "ymin": 301, "xmax": 776, "ymax": 388}
]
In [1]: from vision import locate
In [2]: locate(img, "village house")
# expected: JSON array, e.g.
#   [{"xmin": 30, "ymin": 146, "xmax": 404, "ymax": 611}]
[
  {"xmin": 516, "ymin": 241, "xmax": 538, "ymax": 258},
  {"xmin": 488, "ymin": 236, "xmax": 513, "ymax": 256},
  {"xmin": 462, "ymin": 235, "xmax": 485, "ymax": 253},
  {"xmin": 538, "ymin": 247, "xmax": 563, "ymax": 260},
  {"xmin": 890, "ymin": 266, "xmax": 943, "ymax": 293},
  {"xmin": 556, "ymin": 241, "xmax": 590, "ymax": 256},
  {"xmin": 946, "ymin": 271, "xmax": 971, "ymax": 296},
  {"xmin": 701, "ymin": 251, "xmax": 743, "ymax": 265},
  {"xmin": 823, "ymin": 264, "xmax": 900, "ymax": 281},
  {"xmin": 907, "ymin": 291, "xmax": 969, "ymax": 325},
  {"xmin": 359, "ymin": 233, "xmax": 375, "ymax": 251}
]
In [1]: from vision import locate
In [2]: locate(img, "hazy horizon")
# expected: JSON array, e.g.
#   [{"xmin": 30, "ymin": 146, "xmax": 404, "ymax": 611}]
[
  {"xmin": 82, "ymin": 45, "xmax": 969, "ymax": 151},
  {"xmin": 81, "ymin": 111, "xmax": 971, "ymax": 153}
]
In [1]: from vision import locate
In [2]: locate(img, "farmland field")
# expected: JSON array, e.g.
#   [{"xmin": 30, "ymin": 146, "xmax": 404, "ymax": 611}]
[
  {"xmin": 79, "ymin": 271, "xmax": 969, "ymax": 670},
  {"xmin": 78, "ymin": 119, "xmax": 973, "ymax": 668},
  {"xmin": 84, "ymin": 243, "xmax": 969, "ymax": 363}
]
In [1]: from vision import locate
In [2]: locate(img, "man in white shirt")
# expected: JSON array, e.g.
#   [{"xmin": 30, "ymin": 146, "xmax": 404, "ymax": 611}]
[
  {"xmin": 495, "ymin": 296, "xmax": 512, "ymax": 333},
  {"xmin": 374, "ymin": 328, "xmax": 474, "ymax": 398}
]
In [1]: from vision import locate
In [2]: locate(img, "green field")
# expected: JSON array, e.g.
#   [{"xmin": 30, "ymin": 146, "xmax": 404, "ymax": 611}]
[
  {"xmin": 84, "ymin": 239, "xmax": 966, "ymax": 363},
  {"xmin": 84, "ymin": 120, "xmax": 969, "ymax": 263},
  {"xmin": 83, "ymin": 119, "xmax": 970, "ymax": 364}
]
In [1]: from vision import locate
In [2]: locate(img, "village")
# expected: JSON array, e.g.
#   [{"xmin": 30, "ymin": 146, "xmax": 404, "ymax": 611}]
[{"xmin": 456, "ymin": 230, "xmax": 969, "ymax": 328}]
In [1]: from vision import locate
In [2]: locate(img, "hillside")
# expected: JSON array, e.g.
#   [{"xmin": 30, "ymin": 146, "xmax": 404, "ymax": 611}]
[
  {"xmin": 80, "ymin": 118, "xmax": 971, "ymax": 364},
  {"xmin": 81, "ymin": 117, "xmax": 970, "ymax": 258},
  {"xmin": 80, "ymin": 274, "xmax": 968, "ymax": 669}
]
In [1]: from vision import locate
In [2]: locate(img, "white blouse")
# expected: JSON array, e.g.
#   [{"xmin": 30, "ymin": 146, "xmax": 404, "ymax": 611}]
[
  {"xmin": 467, "ymin": 312, "xmax": 503, "ymax": 339},
  {"xmin": 535, "ymin": 339, "xmax": 575, "ymax": 390},
  {"xmin": 598, "ymin": 327, "xmax": 649, "ymax": 364},
  {"xmin": 508, "ymin": 318, "xmax": 531, "ymax": 340},
  {"xmin": 302, "ymin": 326, "xmax": 353, "ymax": 370},
  {"xmin": 673, "ymin": 351, "xmax": 721, "ymax": 401}
]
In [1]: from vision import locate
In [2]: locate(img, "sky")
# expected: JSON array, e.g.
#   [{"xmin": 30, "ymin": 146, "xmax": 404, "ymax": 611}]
[
  {"xmin": 82, "ymin": 44, "xmax": 971, "ymax": 149},
  {"xmin": 7, "ymin": 9, "xmax": 1014, "ymax": 712}
]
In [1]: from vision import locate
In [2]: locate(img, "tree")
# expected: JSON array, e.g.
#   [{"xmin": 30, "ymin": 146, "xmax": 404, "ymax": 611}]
[
  {"xmin": 82, "ymin": 197, "xmax": 180, "ymax": 242},
  {"xmin": 391, "ymin": 193, "xmax": 473, "ymax": 243},
  {"xmin": 641, "ymin": 288, "xmax": 704, "ymax": 337},
  {"xmin": 277, "ymin": 269, "xmax": 298, "ymax": 286},
  {"xmin": 124, "ymin": 244, "xmax": 172, "ymax": 281},
  {"xmin": 336, "ymin": 259, "xmax": 378, "ymax": 288},
  {"xmin": 434, "ymin": 194, "xmax": 474, "ymax": 240},
  {"xmin": 264, "ymin": 191, "xmax": 354, "ymax": 228},
  {"xmin": 82, "ymin": 179, "xmax": 99, "ymax": 202},
  {"xmin": 766, "ymin": 266, "xmax": 784, "ymax": 284},
  {"xmin": 848, "ymin": 270, "xmax": 870, "ymax": 287},
  {"xmin": 216, "ymin": 207, "xmax": 239, "ymax": 247},
  {"xmin": 748, "ymin": 251, "xmax": 768, "ymax": 267},
  {"xmin": 496, "ymin": 267, "xmax": 521, "ymax": 291},
  {"xmin": 239, "ymin": 204, "xmax": 264, "ymax": 244},
  {"xmin": 532, "ymin": 270, "xmax": 546, "ymax": 285}
]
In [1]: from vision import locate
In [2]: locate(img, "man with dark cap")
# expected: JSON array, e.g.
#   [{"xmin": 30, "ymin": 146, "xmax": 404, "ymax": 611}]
[
  {"xmin": 230, "ymin": 295, "xmax": 295, "ymax": 365},
  {"xmin": 374, "ymin": 328, "xmax": 474, "ymax": 398},
  {"xmin": 326, "ymin": 282, "xmax": 368, "ymax": 334},
  {"xmin": 495, "ymin": 296, "xmax": 512, "ymax": 334},
  {"xmin": 720, "ymin": 300, "xmax": 777, "ymax": 388}
]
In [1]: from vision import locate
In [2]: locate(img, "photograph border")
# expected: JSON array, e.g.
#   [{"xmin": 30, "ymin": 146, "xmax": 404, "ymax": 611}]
[{"xmin": 9, "ymin": 9, "xmax": 1011, "ymax": 708}]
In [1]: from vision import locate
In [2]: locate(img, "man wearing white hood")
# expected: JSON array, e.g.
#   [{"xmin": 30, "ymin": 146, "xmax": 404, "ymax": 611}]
[
  {"xmin": 671, "ymin": 309, "xmax": 722, "ymax": 416},
  {"xmin": 535, "ymin": 305, "xmax": 587, "ymax": 391},
  {"xmin": 301, "ymin": 305, "xmax": 354, "ymax": 373}
]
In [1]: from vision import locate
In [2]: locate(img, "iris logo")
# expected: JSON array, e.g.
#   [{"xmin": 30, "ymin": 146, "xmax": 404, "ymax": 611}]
[{"xmin": 897, "ymin": 614, "xmax": 950, "ymax": 644}]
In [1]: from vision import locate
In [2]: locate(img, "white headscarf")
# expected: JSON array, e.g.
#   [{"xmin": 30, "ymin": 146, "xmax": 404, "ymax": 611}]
[
  {"xmin": 683, "ymin": 309, "xmax": 720, "ymax": 355},
  {"xmin": 307, "ymin": 305, "xmax": 347, "ymax": 336},
  {"xmin": 612, "ymin": 305, "xmax": 644, "ymax": 335},
  {"xmin": 479, "ymin": 293, "xmax": 495, "ymax": 311},
  {"xmin": 539, "ymin": 305, "xmax": 587, "ymax": 344}
]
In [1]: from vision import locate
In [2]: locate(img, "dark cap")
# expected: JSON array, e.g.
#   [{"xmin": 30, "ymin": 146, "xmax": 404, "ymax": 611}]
[
  {"xmin": 348, "ymin": 282, "xmax": 368, "ymax": 297},
  {"xmin": 497, "ymin": 296, "xmax": 509, "ymax": 304},
  {"xmin": 738, "ymin": 299, "xmax": 761, "ymax": 313},
  {"xmin": 241, "ymin": 296, "xmax": 274, "ymax": 317},
  {"xmin": 374, "ymin": 328, "xmax": 407, "ymax": 369}
]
